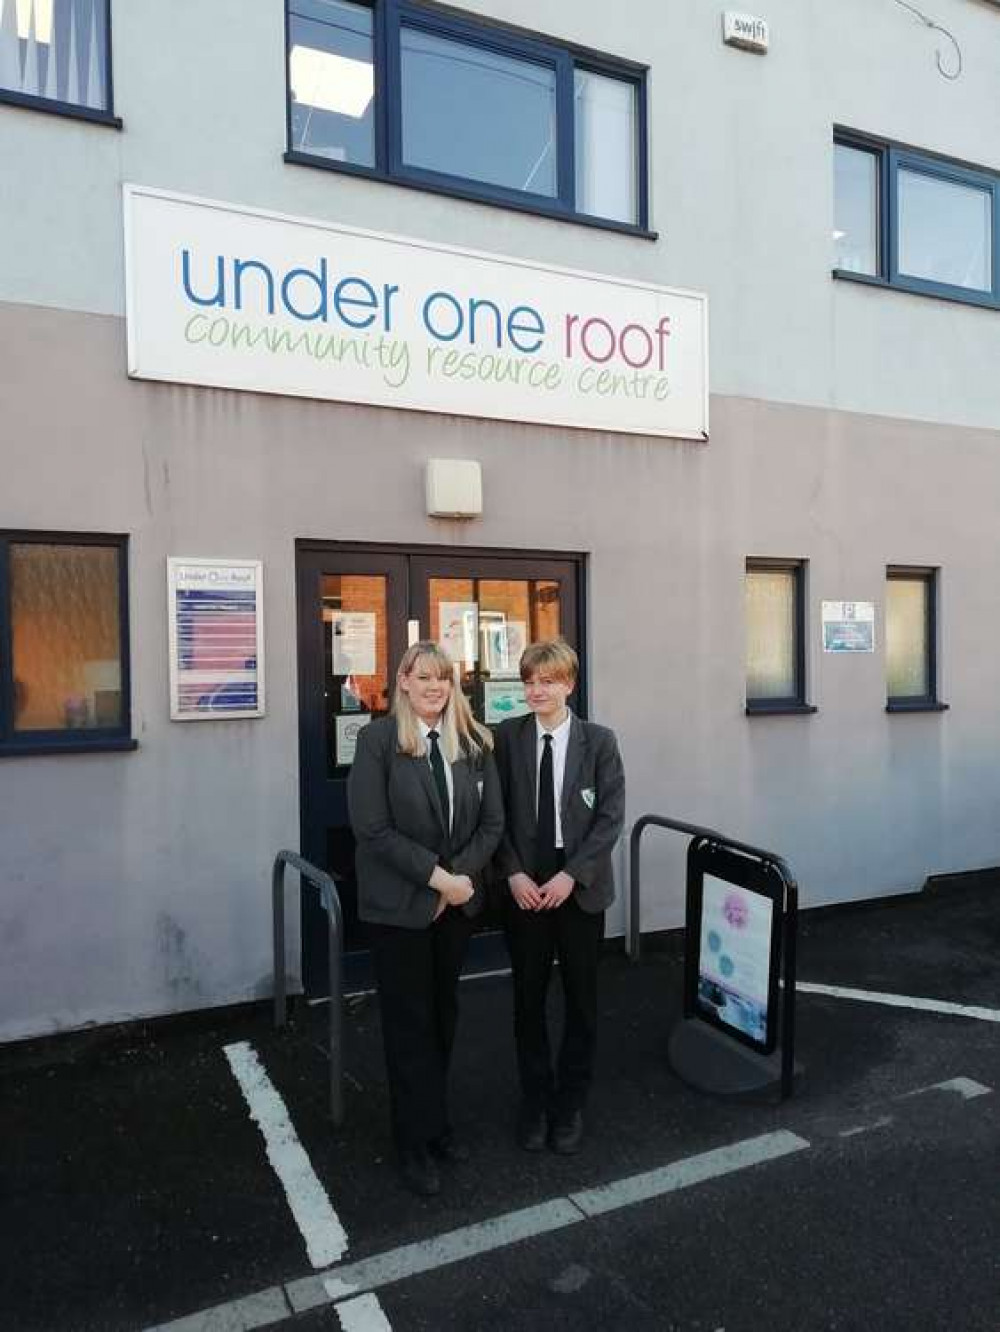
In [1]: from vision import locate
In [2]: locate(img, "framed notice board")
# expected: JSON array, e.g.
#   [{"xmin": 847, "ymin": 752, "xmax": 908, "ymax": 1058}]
[
  {"xmin": 684, "ymin": 841, "xmax": 785, "ymax": 1055},
  {"xmin": 167, "ymin": 557, "xmax": 265, "ymax": 720}
]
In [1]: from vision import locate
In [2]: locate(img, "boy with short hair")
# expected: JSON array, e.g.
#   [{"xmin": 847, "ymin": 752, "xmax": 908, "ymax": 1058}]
[{"xmin": 493, "ymin": 639, "xmax": 626, "ymax": 1153}]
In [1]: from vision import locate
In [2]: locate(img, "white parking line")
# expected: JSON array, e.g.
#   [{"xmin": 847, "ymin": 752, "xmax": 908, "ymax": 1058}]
[
  {"xmin": 223, "ymin": 1042, "xmax": 349, "ymax": 1268},
  {"xmin": 147, "ymin": 1128, "xmax": 812, "ymax": 1330},
  {"xmin": 336, "ymin": 1294, "xmax": 395, "ymax": 1331},
  {"xmin": 900, "ymin": 1076, "xmax": 992, "ymax": 1102},
  {"xmin": 798, "ymin": 982, "xmax": 1000, "ymax": 1024}
]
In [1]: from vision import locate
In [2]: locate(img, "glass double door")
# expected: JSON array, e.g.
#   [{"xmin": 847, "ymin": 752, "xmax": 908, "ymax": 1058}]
[{"xmin": 296, "ymin": 543, "xmax": 583, "ymax": 992}]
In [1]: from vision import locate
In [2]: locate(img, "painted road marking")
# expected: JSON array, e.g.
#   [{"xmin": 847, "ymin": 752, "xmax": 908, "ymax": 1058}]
[
  {"xmin": 336, "ymin": 1294, "xmax": 395, "ymax": 1331},
  {"xmin": 900, "ymin": 1076, "xmax": 992, "ymax": 1102},
  {"xmin": 146, "ymin": 1130, "xmax": 810, "ymax": 1331},
  {"xmin": 798, "ymin": 982, "xmax": 1000, "ymax": 1024},
  {"xmin": 570, "ymin": 1130, "xmax": 808, "ymax": 1217},
  {"xmin": 838, "ymin": 1115, "xmax": 894, "ymax": 1138},
  {"xmin": 223, "ymin": 1041, "xmax": 349, "ymax": 1269}
]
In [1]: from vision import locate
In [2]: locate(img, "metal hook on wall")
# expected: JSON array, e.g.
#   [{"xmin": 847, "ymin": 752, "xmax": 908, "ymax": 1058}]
[{"xmin": 893, "ymin": 0, "xmax": 963, "ymax": 81}]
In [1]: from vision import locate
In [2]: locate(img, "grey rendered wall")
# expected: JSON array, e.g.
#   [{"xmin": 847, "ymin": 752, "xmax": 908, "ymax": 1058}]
[{"xmin": 3, "ymin": 0, "xmax": 1000, "ymax": 1037}]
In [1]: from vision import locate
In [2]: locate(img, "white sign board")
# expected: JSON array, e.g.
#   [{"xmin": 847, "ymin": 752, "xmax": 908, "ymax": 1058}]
[
  {"xmin": 335, "ymin": 712, "xmax": 371, "ymax": 766},
  {"xmin": 124, "ymin": 186, "xmax": 709, "ymax": 441},
  {"xmin": 723, "ymin": 11, "xmax": 770, "ymax": 52},
  {"xmin": 331, "ymin": 612, "xmax": 377, "ymax": 677},
  {"xmin": 822, "ymin": 600, "xmax": 876, "ymax": 653},
  {"xmin": 167, "ymin": 558, "xmax": 264, "ymax": 720}
]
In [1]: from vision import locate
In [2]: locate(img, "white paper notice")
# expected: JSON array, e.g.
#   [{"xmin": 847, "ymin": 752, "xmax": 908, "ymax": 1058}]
[
  {"xmin": 439, "ymin": 602, "xmax": 478, "ymax": 667},
  {"xmin": 331, "ymin": 613, "xmax": 377, "ymax": 676},
  {"xmin": 335, "ymin": 713, "xmax": 371, "ymax": 766}
]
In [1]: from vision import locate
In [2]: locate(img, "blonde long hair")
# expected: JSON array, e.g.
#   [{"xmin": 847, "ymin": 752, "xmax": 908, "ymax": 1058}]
[{"xmin": 393, "ymin": 641, "xmax": 493, "ymax": 762}]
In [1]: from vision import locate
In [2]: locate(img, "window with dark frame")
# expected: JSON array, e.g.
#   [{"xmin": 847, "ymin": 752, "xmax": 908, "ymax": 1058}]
[
  {"xmin": 285, "ymin": 0, "xmax": 648, "ymax": 231},
  {"xmin": 885, "ymin": 567, "xmax": 944, "ymax": 711},
  {"xmin": 0, "ymin": 533, "xmax": 133, "ymax": 754},
  {"xmin": 0, "ymin": 0, "xmax": 117, "ymax": 124},
  {"xmin": 745, "ymin": 559, "xmax": 812, "ymax": 714},
  {"xmin": 833, "ymin": 131, "xmax": 1000, "ymax": 309}
]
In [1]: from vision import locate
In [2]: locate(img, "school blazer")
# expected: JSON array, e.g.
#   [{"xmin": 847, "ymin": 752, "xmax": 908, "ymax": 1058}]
[
  {"xmin": 493, "ymin": 713, "xmax": 626, "ymax": 914},
  {"xmin": 348, "ymin": 715, "xmax": 504, "ymax": 930}
]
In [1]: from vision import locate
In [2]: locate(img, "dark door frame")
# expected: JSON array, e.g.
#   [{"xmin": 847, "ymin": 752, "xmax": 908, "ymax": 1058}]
[{"xmin": 294, "ymin": 538, "xmax": 589, "ymax": 990}]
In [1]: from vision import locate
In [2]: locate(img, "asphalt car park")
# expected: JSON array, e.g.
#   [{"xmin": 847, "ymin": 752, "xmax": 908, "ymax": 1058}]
[{"xmin": 2, "ymin": 882, "xmax": 998, "ymax": 1332}]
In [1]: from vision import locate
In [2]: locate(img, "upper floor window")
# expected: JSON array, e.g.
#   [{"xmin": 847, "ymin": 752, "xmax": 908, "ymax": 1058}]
[
  {"xmin": 0, "ymin": 533, "xmax": 133, "ymax": 755},
  {"xmin": 286, "ymin": 0, "xmax": 648, "ymax": 232},
  {"xmin": 0, "ymin": 0, "xmax": 115, "ymax": 123},
  {"xmin": 833, "ymin": 132, "xmax": 1000, "ymax": 309}
]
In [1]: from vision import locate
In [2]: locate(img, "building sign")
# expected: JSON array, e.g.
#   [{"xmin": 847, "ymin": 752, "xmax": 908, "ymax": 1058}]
[
  {"xmin": 124, "ymin": 186, "xmax": 709, "ymax": 440},
  {"xmin": 167, "ymin": 558, "xmax": 265, "ymax": 720},
  {"xmin": 822, "ymin": 601, "xmax": 875, "ymax": 653}
]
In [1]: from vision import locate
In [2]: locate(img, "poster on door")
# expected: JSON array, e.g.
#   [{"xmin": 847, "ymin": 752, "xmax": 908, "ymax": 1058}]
[{"xmin": 696, "ymin": 874, "xmax": 773, "ymax": 1045}]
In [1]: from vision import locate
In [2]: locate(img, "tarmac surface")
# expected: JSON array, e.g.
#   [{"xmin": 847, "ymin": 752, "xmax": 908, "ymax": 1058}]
[{"xmin": 2, "ymin": 882, "xmax": 998, "ymax": 1332}]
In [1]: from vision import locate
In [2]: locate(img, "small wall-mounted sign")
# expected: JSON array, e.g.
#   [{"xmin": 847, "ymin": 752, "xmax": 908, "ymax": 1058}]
[
  {"xmin": 822, "ymin": 601, "xmax": 876, "ymax": 654},
  {"xmin": 167, "ymin": 558, "xmax": 265, "ymax": 719},
  {"xmin": 723, "ymin": 11, "xmax": 770, "ymax": 53}
]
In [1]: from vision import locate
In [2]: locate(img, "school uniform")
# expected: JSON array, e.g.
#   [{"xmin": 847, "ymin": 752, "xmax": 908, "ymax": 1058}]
[
  {"xmin": 348, "ymin": 714, "xmax": 503, "ymax": 1155},
  {"xmin": 494, "ymin": 710, "xmax": 626, "ymax": 1131}
]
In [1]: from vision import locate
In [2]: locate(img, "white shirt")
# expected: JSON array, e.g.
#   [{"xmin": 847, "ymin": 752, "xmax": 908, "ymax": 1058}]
[
  {"xmin": 536, "ymin": 711, "xmax": 573, "ymax": 849},
  {"xmin": 419, "ymin": 717, "xmax": 454, "ymax": 830}
]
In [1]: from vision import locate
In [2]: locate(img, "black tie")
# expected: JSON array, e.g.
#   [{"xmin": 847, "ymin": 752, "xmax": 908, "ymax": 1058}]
[
  {"xmin": 537, "ymin": 733, "xmax": 557, "ymax": 882},
  {"xmin": 427, "ymin": 729, "xmax": 450, "ymax": 831}
]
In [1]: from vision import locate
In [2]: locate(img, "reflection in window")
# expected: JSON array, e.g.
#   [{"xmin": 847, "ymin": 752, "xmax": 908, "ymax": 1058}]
[
  {"xmin": 11, "ymin": 542, "xmax": 122, "ymax": 731},
  {"xmin": 575, "ymin": 69, "xmax": 638, "ymax": 225},
  {"xmin": 834, "ymin": 142, "xmax": 879, "ymax": 275},
  {"xmin": 289, "ymin": 0, "xmax": 375, "ymax": 167},
  {"xmin": 0, "ymin": 0, "xmax": 109, "ymax": 111},
  {"xmin": 746, "ymin": 563, "xmax": 802, "ymax": 704},
  {"xmin": 897, "ymin": 168, "xmax": 992, "ymax": 293},
  {"xmin": 400, "ymin": 27, "xmax": 557, "ymax": 196},
  {"xmin": 886, "ymin": 572, "xmax": 933, "ymax": 701}
]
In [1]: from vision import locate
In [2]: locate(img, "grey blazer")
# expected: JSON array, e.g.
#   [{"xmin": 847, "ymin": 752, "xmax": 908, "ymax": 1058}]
[
  {"xmin": 348, "ymin": 715, "xmax": 504, "ymax": 930},
  {"xmin": 493, "ymin": 713, "xmax": 626, "ymax": 913}
]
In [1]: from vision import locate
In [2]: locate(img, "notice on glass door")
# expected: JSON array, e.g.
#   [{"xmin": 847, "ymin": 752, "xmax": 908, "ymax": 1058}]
[
  {"xmin": 167, "ymin": 558, "xmax": 264, "ymax": 720},
  {"xmin": 331, "ymin": 612, "xmax": 377, "ymax": 676}
]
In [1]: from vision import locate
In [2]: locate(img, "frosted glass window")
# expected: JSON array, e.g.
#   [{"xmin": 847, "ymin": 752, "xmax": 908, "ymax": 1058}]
[
  {"xmin": 575, "ymin": 69, "xmax": 638, "ymax": 225},
  {"xmin": 834, "ymin": 143, "xmax": 879, "ymax": 275},
  {"xmin": 746, "ymin": 566, "xmax": 799, "ymax": 701},
  {"xmin": 400, "ymin": 27, "xmax": 557, "ymax": 197},
  {"xmin": 10, "ymin": 542, "xmax": 122, "ymax": 732},
  {"xmin": 0, "ymin": 0, "xmax": 109, "ymax": 111},
  {"xmin": 288, "ymin": 0, "xmax": 375, "ymax": 168},
  {"xmin": 898, "ymin": 168, "xmax": 992, "ymax": 293},
  {"xmin": 886, "ymin": 576, "xmax": 931, "ymax": 700}
]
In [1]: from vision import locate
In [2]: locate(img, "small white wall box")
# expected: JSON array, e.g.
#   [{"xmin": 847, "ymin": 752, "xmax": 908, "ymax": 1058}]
[
  {"xmin": 425, "ymin": 459, "xmax": 483, "ymax": 518},
  {"xmin": 723, "ymin": 11, "xmax": 770, "ymax": 53}
]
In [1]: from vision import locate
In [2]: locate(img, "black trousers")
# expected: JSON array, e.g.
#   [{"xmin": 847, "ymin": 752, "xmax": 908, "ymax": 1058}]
[
  {"xmin": 370, "ymin": 907, "xmax": 475, "ymax": 1151},
  {"xmin": 505, "ymin": 891, "xmax": 604, "ymax": 1115}
]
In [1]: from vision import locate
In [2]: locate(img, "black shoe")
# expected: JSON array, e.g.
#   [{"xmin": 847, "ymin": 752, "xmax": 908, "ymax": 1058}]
[
  {"xmin": 550, "ymin": 1108, "xmax": 584, "ymax": 1155},
  {"xmin": 516, "ymin": 1105, "xmax": 548, "ymax": 1153},
  {"xmin": 398, "ymin": 1147, "xmax": 441, "ymax": 1197},
  {"xmin": 428, "ymin": 1131, "xmax": 470, "ymax": 1164}
]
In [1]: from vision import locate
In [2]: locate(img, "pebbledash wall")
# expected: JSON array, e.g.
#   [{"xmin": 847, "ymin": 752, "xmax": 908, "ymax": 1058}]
[{"xmin": 3, "ymin": 0, "xmax": 1000, "ymax": 1040}]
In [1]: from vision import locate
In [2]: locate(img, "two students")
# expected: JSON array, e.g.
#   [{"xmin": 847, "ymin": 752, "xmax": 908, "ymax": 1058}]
[{"xmin": 348, "ymin": 637, "xmax": 624, "ymax": 1194}]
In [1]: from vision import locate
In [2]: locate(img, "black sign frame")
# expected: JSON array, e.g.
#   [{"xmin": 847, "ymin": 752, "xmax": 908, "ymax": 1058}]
[{"xmin": 683, "ymin": 839, "xmax": 785, "ymax": 1056}]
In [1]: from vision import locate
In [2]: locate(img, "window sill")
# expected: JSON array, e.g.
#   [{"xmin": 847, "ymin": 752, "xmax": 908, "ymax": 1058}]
[
  {"xmin": 745, "ymin": 703, "xmax": 818, "ymax": 717},
  {"xmin": 885, "ymin": 701, "xmax": 949, "ymax": 714},
  {"xmin": 283, "ymin": 150, "xmax": 659, "ymax": 241},
  {"xmin": 833, "ymin": 267, "xmax": 997, "ymax": 313},
  {"xmin": 0, "ymin": 88, "xmax": 122, "ymax": 128},
  {"xmin": 0, "ymin": 737, "xmax": 138, "ymax": 758}
]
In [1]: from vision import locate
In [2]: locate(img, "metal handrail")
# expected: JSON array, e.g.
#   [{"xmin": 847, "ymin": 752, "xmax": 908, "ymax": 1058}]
[
  {"xmin": 628, "ymin": 814, "xmax": 799, "ymax": 1100},
  {"xmin": 272, "ymin": 849, "xmax": 345, "ymax": 1126}
]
